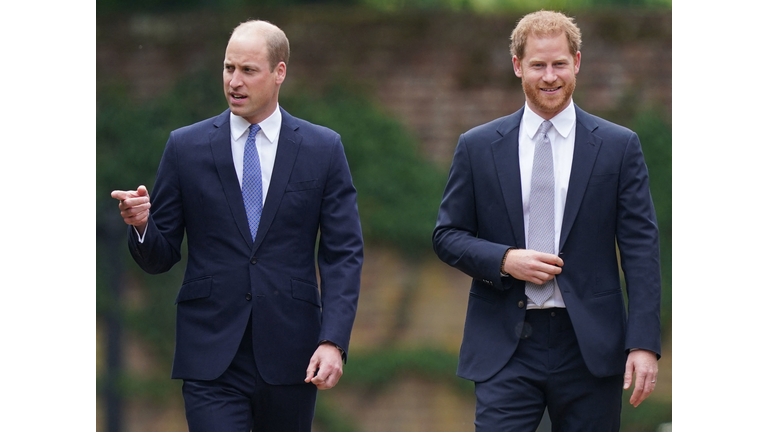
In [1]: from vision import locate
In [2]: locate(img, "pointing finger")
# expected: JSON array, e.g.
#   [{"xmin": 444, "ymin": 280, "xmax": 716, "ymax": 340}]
[{"xmin": 111, "ymin": 190, "xmax": 130, "ymax": 201}]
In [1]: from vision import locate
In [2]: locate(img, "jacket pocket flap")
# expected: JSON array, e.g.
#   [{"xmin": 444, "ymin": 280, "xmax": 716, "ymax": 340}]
[
  {"xmin": 588, "ymin": 173, "xmax": 619, "ymax": 185},
  {"xmin": 291, "ymin": 278, "xmax": 321, "ymax": 307},
  {"xmin": 285, "ymin": 179, "xmax": 319, "ymax": 192},
  {"xmin": 469, "ymin": 290, "xmax": 499, "ymax": 304},
  {"xmin": 175, "ymin": 277, "xmax": 212, "ymax": 304}
]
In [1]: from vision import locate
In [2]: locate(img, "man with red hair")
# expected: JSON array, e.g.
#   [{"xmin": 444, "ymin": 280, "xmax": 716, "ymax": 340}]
[{"xmin": 434, "ymin": 10, "xmax": 661, "ymax": 431}]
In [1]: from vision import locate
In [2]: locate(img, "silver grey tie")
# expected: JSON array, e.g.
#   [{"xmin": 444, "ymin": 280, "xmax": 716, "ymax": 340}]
[{"xmin": 525, "ymin": 120, "xmax": 555, "ymax": 306}]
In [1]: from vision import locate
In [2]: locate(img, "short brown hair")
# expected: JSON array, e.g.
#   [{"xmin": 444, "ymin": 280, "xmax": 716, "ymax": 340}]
[
  {"xmin": 231, "ymin": 20, "xmax": 290, "ymax": 71},
  {"xmin": 510, "ymin": 10, "xmax": 581, "ymax": 61}
]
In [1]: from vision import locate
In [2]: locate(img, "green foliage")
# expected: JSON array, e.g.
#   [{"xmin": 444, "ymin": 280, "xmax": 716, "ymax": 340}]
[
  {"xmin": 315, "ymin": 394, "xmax": 361, "ymax": 432},
  {"xmin": 97, "ymin": 86, "xmax": 163, "ymax": 198},
  {"xmin": 280, "ymin": 83, "xmax": 447, "ymax": 258},
  {"xmin": 97, "ymin": 73, "xmax": 225, "ymax": 202},
  {"xmin": 341, "ymin": 346, "xmax": 473, "ymax": 394},
  {"xmin": 313, "ymin": 346, "xmax": 471, "ymax": 432},
  {"xmin": 103, "ymin": 372, "xmax": 182, "ymax": 402},
  {"xmin": 620, "ymin": 393, "xmax": 672, "ymax": 432}
]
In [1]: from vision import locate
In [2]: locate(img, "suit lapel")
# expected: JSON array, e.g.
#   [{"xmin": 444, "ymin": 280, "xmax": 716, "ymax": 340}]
[
  {"xmin": 251, "ymin": 108, "xmax": 301, "ymax": 253},
  {"xmin": 492, "ymin": 109, "xmax": 527, "ymax": 249},
  {"xmin": 210, "ymin": 110, "xmax": 254, "ymax": 246},
  {"xmin": 559, "ymin": 106, "xmax": 602, "ymax": 251}
]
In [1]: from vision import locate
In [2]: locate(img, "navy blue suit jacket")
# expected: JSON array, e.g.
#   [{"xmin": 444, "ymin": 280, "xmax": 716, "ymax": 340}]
[
  {"xmin": 128, "ymin": 108, "xmax": 364, "ymax": 385},
  {"xmin": 433, "ymin": 105, "xmax": 661, "ymax": 382}
]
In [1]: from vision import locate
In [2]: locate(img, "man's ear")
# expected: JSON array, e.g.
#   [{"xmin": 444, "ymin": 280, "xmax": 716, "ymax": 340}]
[
  {"xmin": 512, "ymin": 55, "xmax": 523, "ymax": 78},
  {"xmin": 573, "ymin": 51, "xmax": 581, "ymax": 75},
  {"xmin": 275, "ymin": 61, "xmax": 287, "ymax": 84}
]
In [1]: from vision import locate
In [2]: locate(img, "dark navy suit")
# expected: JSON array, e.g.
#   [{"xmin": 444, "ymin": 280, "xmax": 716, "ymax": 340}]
[
  {"xmin": 433, "ymin": 105, "xmax": 661, "ymax": 429},
  {"xmin": 128, "ymin": 107, "xmax": 363, "ymax": 428}
]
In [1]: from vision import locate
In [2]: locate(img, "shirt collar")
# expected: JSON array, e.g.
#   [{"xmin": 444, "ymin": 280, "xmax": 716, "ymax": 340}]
[
  {"xmin": 230, "ymin": 104, "xmax": 282, "ymax": 143},
  {"xmin": 522, "ymin": 99, "xmax": 576, "ymax": 140}
]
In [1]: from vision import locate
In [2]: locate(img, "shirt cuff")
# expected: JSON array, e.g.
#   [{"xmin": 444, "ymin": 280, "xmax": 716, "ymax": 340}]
[{"xmin": 133, "ymin": 226, "xmax": 146, "ymax": 243}]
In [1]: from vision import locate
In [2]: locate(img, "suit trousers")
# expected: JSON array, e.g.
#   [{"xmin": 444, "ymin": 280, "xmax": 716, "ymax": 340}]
[
  {"xmin": 474, "ymin": 308, "xmax": 623, "ymax": 432},
  {"xmin": 181, "ymin": 317, "xmax": 318, "ymax": 432}
]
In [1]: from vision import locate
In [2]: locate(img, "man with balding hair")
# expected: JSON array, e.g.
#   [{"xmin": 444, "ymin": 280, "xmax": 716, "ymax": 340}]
[
  {"xmin": 112, "ymin": 20, "xmax": 363, "ymax": 431},
  {"xmin": 433, "ymin": 10, "xmax": 661, "ymax": 431}
]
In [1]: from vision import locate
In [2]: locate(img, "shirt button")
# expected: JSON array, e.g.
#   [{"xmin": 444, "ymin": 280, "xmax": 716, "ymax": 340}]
[
  {"xmin": 518, "ymin": 300, "xmax": 525, "ymax": 308},
  {"xmin": 245, "ymin": 293, "xmax": 252, "ymax": 301}
]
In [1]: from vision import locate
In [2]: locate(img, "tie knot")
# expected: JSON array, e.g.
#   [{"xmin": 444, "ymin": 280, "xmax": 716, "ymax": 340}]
[
  {"xmin": 537, "ymin": 120, "xmax": 553, "ymax": 138},
  {"xmin": 248, "ymin": 124, "xmax": 261, "ymax": 139}
]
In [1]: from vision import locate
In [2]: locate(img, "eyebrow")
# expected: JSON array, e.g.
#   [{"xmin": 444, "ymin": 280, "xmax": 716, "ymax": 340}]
[
  {"xmin": 528, "ymin": 56, "xmax": 570, "ymax": 62},
  {"xmin": 223, "ymin": 61, "xmax": 259, "ymax": 69}
]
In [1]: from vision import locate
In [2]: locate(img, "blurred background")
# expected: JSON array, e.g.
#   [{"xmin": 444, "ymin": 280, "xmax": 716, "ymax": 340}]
[{"xmin": 96, "ymin": 0, "xmax": 671, "ymax": 431}]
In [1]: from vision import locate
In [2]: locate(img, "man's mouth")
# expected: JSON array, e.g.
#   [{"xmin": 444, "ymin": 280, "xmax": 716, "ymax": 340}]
[
  {"xmin": 541, "ymin": 87, "xmax": 561, "ymax": 93},
  {"xmin": 231, "ymin": 94, "xmax": 247, "ymax": 100}
]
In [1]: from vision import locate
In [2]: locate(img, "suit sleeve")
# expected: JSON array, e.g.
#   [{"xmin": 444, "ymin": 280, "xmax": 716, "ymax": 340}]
[
  {"xmin": 127, "ymin": 132, "xmax": 185, "ymax": 274},
  {"xmin": 315, "ymin": 136, "xmax": 364, "ymax": 359},
  {"xmin": 616, "ymin": 132, "xmax": 662, "ymax": 358},
  {"xmin": 433, "ymin": 135, "xmax": 514, "ymax": 291}
]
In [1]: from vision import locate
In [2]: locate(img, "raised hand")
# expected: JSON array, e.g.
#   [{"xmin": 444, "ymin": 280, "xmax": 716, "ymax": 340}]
[{"xmin": 111, "ymin": 185, "xmax": 151, "ymax": 235}]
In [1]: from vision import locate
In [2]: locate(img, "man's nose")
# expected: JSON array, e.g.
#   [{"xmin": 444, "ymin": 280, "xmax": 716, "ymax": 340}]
[
  {"xmin": 229, "ymin": 70, "xmax": 243, "ymax": 88},
  {"xmin": 543, "ymin": 66, "xmax": 557, "ymax": 82}
]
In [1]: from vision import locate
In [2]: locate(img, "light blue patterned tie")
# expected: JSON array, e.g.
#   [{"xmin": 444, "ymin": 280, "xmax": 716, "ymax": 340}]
[
  {"xmin": 242, "ymin": 124, "xmax": 263, "ymax": 241},
  {"xmin": 525, "ymin": 120, "xmax": 555, "ymax": 306}
]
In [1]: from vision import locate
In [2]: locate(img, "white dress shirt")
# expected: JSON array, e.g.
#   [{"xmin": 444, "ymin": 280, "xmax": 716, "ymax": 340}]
[
  {"xmin": 519, "ymin": 100, "xmax": 576, "ymax": 309},
  {"xmin": 136, "ymin": 105, "xmax": 282, "ymax": 243}
]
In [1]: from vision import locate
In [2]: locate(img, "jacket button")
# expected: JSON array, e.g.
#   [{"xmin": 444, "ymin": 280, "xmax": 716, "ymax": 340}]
[
  {"xmin": 245, "ymin": 293, "xmax": 252, "ymax": 301},
  {"xmin": 250, "ymin": 257, "xmax": 257, "ymax": 264},
  {"xmin": 518, "ymin": 300, "xmax": 525, "ymax": 308}
]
